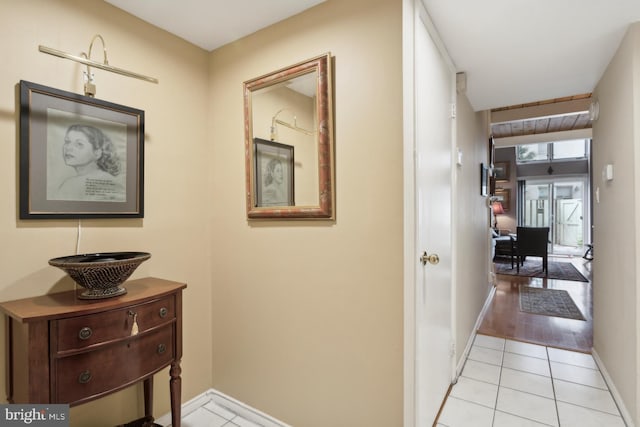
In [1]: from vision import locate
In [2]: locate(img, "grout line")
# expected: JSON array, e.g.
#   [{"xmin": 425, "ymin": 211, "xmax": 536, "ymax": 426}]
[
  {"xmin": 490, "ymin": 347, "xmax": 505, "ymax": 426},
  {"xmin": 444, "ymin": 394, "xmax": 496, "ymax": 410},
  {"xmin": 552, "ymin": 376, "xmax": 611, "ymax": 392},
  {"xmin": 493, "ymin": 409, "xmax": 557, "ymax": 427},
  {"xmin": 554, "ymin": 399, "xmax": 628, "ymax": 419},
  {"xmin": 547, "ymin": 358, "xmax": 598, "ymax": 370},
  {"xmin": 546, "ymin": 346, "xmax": 562, "ymax": 427}
]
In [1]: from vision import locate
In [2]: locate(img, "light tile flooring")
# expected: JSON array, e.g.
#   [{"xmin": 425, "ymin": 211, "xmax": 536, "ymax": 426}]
[
  {"xmin": 177, "ymin": 400, "xmax": 265, "ymax": 427},
  {"xmin": 156, "ymin": 389, "xmax": 288, "ymax": 427},
  {"xmin": 436, "ymin": 334, "xmax": 627, "ymax": 426}
]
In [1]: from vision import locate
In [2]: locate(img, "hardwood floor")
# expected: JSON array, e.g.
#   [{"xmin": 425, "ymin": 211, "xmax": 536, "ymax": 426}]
[{"xmin": 477, "ymin": 256, "xmax": 593, "ymax": 353}]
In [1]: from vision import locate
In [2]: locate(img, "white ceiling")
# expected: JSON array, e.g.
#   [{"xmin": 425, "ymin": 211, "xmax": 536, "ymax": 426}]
[
  {"xmin": 105, "ymin": 0, "xmax": 640, "ymax": 111},
  {"xmin": 425, "ymin": 0, "xmax": 640, "ymax": 110},
  {"xmin": 104, "ymin": 0, "xmax": 325, "ymax": 52}
]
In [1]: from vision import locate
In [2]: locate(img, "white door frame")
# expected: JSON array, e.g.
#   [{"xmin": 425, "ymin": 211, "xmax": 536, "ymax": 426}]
[{"xmin": 403, "ymin": 0, "xmax": 458, "ymax": 425}]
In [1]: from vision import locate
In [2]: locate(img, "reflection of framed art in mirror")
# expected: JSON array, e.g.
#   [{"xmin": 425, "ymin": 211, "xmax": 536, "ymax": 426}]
[
  {"xmin": 244, "ymin": 53, "xmax": 334, "ymax": 220},
  {"xmin": 254, "ymin": 138, "xmax": 294, "ymax": 207}
]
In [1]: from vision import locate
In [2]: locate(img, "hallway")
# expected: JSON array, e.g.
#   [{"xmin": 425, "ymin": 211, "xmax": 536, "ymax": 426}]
[
  {"xmin": 436, "ymin": 258, "xmax": 627, "ymax": 425},
  {"xmin": 478, "ymin": 257, "xmax": 592, "ymax": 353},
  {"xmin": 436, "ymin": 334, "xmax": 625, "ymax": 426}
]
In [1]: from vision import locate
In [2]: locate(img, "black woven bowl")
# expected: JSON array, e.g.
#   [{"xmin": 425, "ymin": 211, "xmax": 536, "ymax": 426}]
[{"xmin": 49, "ymin": 252, "xmax": 151, "ymax": 299}]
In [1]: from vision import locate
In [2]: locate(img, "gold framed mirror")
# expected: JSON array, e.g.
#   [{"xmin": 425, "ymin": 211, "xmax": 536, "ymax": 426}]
[{"xmin": 244, "ymin": 53, "xmax": 334, "ymax": 219}]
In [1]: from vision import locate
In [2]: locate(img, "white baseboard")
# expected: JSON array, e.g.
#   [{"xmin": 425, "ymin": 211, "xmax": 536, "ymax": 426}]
[
  {"xmin": 454, "ymin": 285, "xmax": 496, "ymax": 380},
  {"xmin": 591, "ymin": 349, "xmax": 635, "ymax": 427},
  {"xmin": 154, "ymin": 388, "xmax": 293, "ymax": 427}
]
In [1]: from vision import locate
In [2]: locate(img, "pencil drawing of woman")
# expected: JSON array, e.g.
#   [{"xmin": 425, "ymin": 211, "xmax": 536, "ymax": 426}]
[
  {"xmin": 261, "ymin": 157, "xmax": 287, "ymax": 206},
  {"xmin": 54, "ymin": 124, "xmax": 125, "ymax": 202}
]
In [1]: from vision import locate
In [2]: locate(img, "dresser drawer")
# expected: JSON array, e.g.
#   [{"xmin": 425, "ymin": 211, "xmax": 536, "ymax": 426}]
[
  {"xmin": 53, "ymin": 325, "xmax": 175, "ymax": 404},
  {"xmin": 54, "ymin": 295, "xmax": 175, "ymax": 353}
]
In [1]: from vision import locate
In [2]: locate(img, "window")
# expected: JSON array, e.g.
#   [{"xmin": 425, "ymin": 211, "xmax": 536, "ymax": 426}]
[
  {"xmin": 516, "ymin": 139, "xmax": 587, "ymax": 163},
  {"xmin": 553, "ymin": 139, "xmax": 587, "ymax": 160},
  {"xmin": 516, "ymin": 144, "xmax": 548, "ymax": 162}
]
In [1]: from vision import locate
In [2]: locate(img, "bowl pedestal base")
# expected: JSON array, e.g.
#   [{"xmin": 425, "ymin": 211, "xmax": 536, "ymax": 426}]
[{"xmin": 77, "ymin": 286, "xmax": 127, "ymax": 300}]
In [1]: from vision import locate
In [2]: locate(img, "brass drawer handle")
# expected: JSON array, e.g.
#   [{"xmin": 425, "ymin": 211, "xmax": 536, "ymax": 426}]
[
  {"xmin": 157, "ymin": 343, "xmax": 166, "ymax": 355},
  {"xmin": 128, "ymin": 311, "xmax": 139, "ymax": 336},
  {"xmin": 159, "ymin": 307, "xmax": 168, "ymax": 318},
  {"xmin": 78, "ymin": 370, "xmax": 92, "ymax": 384},
  {"xmin": 78, "ymin": 327, "xmax": 93, "ymax": 340}
]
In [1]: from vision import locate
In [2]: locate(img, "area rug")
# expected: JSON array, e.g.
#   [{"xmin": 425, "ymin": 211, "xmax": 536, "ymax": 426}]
[
  {"xmin": 495, "ymin": 259, "xmax": 588, "ymax": 282},
  {"xmin": 519, "ymin": 285, "xmax": 585, "ymax": 320}
]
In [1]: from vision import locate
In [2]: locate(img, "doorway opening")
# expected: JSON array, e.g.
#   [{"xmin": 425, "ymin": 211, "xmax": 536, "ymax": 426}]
[
  {"xmin": 511, "ymin": 138, "xmax": 592, "ymax": 257},
  {"xmin": 521, "ymin": 177, "xmax": 589, "ymax": 256}
]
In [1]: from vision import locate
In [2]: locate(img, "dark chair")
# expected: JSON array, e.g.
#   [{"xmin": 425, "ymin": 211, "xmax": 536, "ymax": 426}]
[{"xmin": 516, "ymin": 226, "xmax": 549, "ymax": 275}]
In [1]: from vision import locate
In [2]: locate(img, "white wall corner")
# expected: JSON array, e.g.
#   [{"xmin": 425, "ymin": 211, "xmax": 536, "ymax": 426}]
[
  {"xmin": 454, "ymin": 286, "xmax": 497, "ymax": 379},
  {"xmin": 591, "ymin": 349, "xmax": 636, "ymax": 427}
]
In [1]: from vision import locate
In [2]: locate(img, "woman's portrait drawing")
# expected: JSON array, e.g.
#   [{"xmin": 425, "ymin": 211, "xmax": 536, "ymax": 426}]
[
  {"xmin": 53, "ymin": 123, "xmax": 125, "ymax": 202},
  {"xmin": 261, "ymin": 157, "xmax": 287, "ymax": 206}
]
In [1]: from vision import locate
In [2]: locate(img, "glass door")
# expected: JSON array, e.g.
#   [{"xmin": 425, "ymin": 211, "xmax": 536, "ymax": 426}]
[{"xmin": 522, "ymin": 177, "xmax": 588, "ymax": 256}]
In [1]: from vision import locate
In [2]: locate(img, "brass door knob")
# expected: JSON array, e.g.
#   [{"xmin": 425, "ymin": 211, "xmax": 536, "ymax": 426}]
[{"xmin": 420, "ymin": 251, "xmax": 440, "ymax": 266}]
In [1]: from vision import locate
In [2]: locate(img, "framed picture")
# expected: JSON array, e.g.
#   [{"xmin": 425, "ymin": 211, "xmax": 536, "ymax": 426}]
[
  {"xmin": 493, "ymin": 161, "xmax": 510, "ymax": 181},
  {"xmin": 480, "ymin": 163, "xmax": 488, "ymax": 196},
  {"xmin": 253, "ymin": 138, "xmax": 294, "ymax": 207},
  {"xmin": 19, "ymin": 80, "xmax": 144, "ymax": 219},
  {"xmin": 488, "ymin": 136, "xmax": 495, "ymax": 169},
  {"xmin": 494, "ymin": 188, "xmax": 511, "ymax": 212}
]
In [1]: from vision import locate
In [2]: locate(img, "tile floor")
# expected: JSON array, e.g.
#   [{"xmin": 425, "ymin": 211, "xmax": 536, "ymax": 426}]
[
  {"xmin": 436, "ymin": 334, "xmax": 627, "ymax": 427},
  {"xmin": 156, "ymin": 389, "xmax": 290, "ymax": 427},
  {"xmin": 179, "ymin": 400, "xmax": 264, "ymax": 427}
]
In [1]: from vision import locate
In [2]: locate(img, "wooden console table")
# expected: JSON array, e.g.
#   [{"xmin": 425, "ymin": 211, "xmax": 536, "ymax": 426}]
[{"xmin": 0, "ymin": 277, "xmax": 186, "ymax": 427}]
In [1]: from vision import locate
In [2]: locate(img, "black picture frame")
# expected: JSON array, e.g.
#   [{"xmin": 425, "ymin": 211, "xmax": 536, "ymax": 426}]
[
  {"xmin": 488, "ymin": 136, "xmax": 495, "ymax": 168},
  {"xmin": 494, "ymin": 161, "xmax": 510, "ymax": 182},
  {"xmin": 253, "ymin": 138, "xmax": 294, "ymax": 207},
  {"xmin": 480, "ymin": 163, "xmax": 488, "ymax": 196},
  {"xmin": 19, "ymin": 80, "xmax": 144, "ymax": 219}
]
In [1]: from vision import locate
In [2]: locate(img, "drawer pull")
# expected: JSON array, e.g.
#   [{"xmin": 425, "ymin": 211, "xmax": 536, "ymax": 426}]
[
  {"xmin": 128, "ymin": 311, "xmax": 139, "ymax": 336},
  {"xmin": 78, "ymin": 327, "xmax": 93, "ymax": 340},
  {"xmin": 159, "ymin": 307, "xmax": 168, "ymax": 318},
  {"xmin": 157, "ymin": 344, "xmax": 166, "ymax": 355},
  {"xmin": 78, "ymin": 370, "xmax": 92, "ymax": 384}
]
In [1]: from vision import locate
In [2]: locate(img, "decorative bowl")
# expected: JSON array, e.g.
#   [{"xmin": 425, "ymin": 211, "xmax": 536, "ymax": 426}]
[{"xmin": 49, "ymin": 252, "xmax": 151, "ymax": 299}]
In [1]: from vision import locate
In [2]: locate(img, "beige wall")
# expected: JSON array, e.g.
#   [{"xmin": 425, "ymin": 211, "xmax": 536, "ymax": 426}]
[
  {"xmin": 454, "ymin": 93, "xmax": 492, "ymax": 358},
  {"xmin": 208, "ymin": 0, "xmax": 404, "ymax": 425},
  {"xmin": 0, "ymin": 0, "xmax": 212, "ymax": 425},
  {"xmin": 592, "ymin": 22, "xmax": 640, "ymax": 425}
]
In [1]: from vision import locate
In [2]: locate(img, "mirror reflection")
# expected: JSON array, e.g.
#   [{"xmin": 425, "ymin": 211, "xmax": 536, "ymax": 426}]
[
  {"xmin": 251, "ymin": 71, "xmax": 318, "ymax": 206},
  {"xmin": 244, "ymin": 54, "xmax": 334, "ymax": 219}
]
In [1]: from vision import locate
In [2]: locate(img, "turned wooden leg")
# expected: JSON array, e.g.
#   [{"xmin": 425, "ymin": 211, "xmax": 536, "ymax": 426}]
[
  {"xmin": 143, "ymin": 377, "xmax": 153, "ymax": 420},
  {"xmin": 170, "ymin": 361, "xmax": 182, "ymax": 427}
]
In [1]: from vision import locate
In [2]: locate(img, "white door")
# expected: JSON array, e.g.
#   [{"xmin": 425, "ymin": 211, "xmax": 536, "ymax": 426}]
[{"xmin": 413, "ymin": 3, "xmax": 455, "ymax": 425}]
